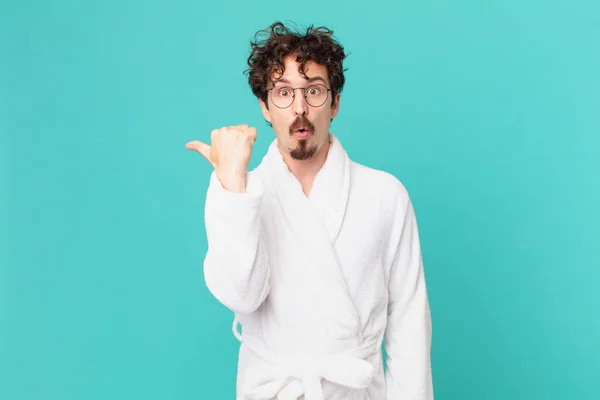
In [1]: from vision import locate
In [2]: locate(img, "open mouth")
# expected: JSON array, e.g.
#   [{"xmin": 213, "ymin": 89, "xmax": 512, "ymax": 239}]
[{"xmin": 294, "ymin": 128, "xmax": 311, "ymax": 139}]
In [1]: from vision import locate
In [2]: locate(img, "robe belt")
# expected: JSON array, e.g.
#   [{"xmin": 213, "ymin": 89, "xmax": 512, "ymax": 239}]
[
  {"xmin": 235, "ymin": 320, "xmax": 381, "ymax": 400},
  {"xmin": 242, "ymin": 352, "xmax": 375, "ymax": 400}
]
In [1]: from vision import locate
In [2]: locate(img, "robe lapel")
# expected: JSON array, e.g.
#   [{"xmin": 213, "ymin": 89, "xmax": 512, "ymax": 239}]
[
  {"xmin": 308, "ymin": 134, "xmax": 351, "ymax": 245},
  {"xmin": 258, "ymin": 135, "xmax": 360, "ymax": 340}
]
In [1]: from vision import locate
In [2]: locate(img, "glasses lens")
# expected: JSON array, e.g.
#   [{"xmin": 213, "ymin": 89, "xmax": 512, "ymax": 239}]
[
  {"xmin": 271, "ymin": 86, "xmax": 294, "ymax": 108},
  {"xmin": 305, "ymin": 84, "xmax": 328, "ymax": 107}
]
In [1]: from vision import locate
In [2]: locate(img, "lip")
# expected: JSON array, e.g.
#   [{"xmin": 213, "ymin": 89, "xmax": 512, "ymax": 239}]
[{"xmin": 294, "ymin": 129, "xmax": 311, "ymax": 139}]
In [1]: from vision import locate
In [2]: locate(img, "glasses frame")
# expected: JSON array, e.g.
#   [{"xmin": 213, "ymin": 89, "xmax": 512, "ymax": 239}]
[{"xmin": 267, "ymin": 84, "xmax": 332, "ymax": 109}]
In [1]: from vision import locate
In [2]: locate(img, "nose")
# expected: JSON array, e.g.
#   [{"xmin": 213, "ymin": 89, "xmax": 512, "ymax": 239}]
[{"xmin": 292, "ymin": 88, "xmax": 308, "ymax": 116}]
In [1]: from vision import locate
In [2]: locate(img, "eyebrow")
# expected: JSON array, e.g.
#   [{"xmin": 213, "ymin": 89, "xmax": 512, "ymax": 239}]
[{"xmin": 273, "ymin": 76, "xmax": 328, "ymax": 86}]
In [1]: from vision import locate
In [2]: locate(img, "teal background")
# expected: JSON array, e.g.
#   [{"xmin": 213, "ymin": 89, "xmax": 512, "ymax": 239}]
[{"xmin": 1, "ymin": 0, "xmax": 599, "ymax": 399}]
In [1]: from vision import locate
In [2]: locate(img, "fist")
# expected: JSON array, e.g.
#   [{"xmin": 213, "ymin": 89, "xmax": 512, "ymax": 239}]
[{"xmin": 186, "ymin": 124, "xmax": 258, "ymax": 193}]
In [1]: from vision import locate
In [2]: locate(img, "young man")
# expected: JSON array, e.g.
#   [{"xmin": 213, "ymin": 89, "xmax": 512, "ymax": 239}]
[{"xmin": 186, "ymin": 22, "xmax": 433, "ymax": 400}]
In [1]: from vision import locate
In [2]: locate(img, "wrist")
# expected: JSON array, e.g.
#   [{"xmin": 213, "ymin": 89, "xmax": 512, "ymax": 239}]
[{"xmin": 217, "ymin": 170, "xmax": 247, "ymax": 193}]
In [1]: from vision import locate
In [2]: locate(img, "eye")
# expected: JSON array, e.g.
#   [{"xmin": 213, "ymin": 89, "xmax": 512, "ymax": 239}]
[
  {"xmin": 307, "ymin": 86, "xmax": 321, "ymax": 96},
  {"xmin": 277, "ymin": 88, "xmax": 291, "ymax": 97}
]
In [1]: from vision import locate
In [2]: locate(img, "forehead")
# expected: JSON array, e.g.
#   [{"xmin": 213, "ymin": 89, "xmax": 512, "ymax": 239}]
[{"xmin": 271, "ymin": 54, "xmax": 329, "ymax": 85}]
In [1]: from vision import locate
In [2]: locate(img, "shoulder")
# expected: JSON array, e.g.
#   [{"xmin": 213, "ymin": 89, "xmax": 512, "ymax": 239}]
[{"xmin": 350, "ymin": 161, "xmax": 411, "ymax": 209}]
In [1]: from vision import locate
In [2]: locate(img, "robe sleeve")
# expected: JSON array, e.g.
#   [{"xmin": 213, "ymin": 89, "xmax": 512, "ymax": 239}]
[
  {"xmin": 202, "ymin": 171, "xmax": 270, "ymax": 315},
  {"xmin": 384, "ymin": 190, "xmax": 434, "ymax": 399}
]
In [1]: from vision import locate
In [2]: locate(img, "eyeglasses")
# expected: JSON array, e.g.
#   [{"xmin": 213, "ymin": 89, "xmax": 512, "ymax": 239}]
[{"xmin": 267, "ymin": 84, "xmax": 332, "ymax": 109}]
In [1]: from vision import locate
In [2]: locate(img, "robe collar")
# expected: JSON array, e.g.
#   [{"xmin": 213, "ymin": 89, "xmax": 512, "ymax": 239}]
[{"xmin": 263, "ymin": 133, "xmax": 350, "ymax": 244}]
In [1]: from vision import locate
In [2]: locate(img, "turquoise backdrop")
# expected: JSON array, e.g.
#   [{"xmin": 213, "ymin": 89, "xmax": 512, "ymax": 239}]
[{"xmin": 1, "ymin": 0, "xmax": 599, "ymax": 399}]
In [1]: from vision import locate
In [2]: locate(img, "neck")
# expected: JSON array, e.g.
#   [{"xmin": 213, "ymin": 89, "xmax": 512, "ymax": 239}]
[{"xmin": 280, "ymin": 136, "xmax": 331, "ymax": 196}]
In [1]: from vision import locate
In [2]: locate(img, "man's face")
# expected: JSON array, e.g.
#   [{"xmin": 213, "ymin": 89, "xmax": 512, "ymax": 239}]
[{"xmin": 259, "ymin": 54, "xmax": 341, "ymax": 160}]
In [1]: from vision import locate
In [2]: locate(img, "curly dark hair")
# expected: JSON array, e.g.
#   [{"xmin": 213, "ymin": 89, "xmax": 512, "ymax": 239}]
[{"xmin": 245, "ymin": 21, "xmax": 348, "ymax": 110}]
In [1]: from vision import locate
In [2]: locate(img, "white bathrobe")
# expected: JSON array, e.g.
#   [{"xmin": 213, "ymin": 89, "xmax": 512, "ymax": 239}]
[{"xmin": 202, "ymin": 134, "xmax": 433, "ymax": 400}]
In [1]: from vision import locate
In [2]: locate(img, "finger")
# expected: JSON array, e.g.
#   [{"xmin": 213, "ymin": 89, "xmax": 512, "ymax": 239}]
[
  {"xmin": 246, "ymin": 127, "xmax": 258, "ymax": 140},
  {"xmin": 236, "ymin": 124, "xmax": 249, "ymax": 129},
  {"xmin": 185, "ymin": 140, "xmax": 213, "ymax": 164}
]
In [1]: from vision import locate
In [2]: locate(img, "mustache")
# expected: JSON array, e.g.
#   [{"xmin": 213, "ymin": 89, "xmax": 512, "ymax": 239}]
[{"xmin": 289, "ymin": 117, "xmax": 315, "ymax": 134}]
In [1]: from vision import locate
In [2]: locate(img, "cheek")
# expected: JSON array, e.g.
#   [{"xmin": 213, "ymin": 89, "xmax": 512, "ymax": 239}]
[
  {"xmin": 271, "ymin": 109, "xmax": 289, "ymax": 125},
  {"xmin": 271, "ymin": 112, "xmax": 292, "ymax": 137},
  {"xmin": 316, "ymin": 109, "xmax": 332, "ymax": 126}
]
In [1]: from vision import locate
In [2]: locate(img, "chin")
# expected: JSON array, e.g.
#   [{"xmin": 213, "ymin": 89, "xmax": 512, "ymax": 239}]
[{"xmin": 289, "ymin": 137, "xmax": 318, "ymax": 160}]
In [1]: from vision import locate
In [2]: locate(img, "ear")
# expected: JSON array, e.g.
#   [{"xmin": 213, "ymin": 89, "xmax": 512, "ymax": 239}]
[
  {"xmin": 331, "ymin": 93, "xmax": 341, "ymax": 119},
  {"xmin": 259, "ymin": 98, "xmax": 272, "ymax": 123}
]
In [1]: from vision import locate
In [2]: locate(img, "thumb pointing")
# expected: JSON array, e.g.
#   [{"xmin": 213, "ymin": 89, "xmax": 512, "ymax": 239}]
[{"xmin": 185, "ymin": 140, "xmax": 213, "ymax": 165}]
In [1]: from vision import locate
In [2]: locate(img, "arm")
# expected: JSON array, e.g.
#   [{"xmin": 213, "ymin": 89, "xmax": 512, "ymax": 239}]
[
  {"xmin": 202, "ymin": 171, "xmax": 270, "ymax": 315},
  {"xmin": 384, "ymin": 194, "xmax": 433, "ymax": 399}
]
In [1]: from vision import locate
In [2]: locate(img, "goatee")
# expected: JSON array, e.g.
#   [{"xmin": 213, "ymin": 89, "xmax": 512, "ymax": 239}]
[{"xmin": 290, "ymin": 139, "xmax": 317, "ymax": 160}]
